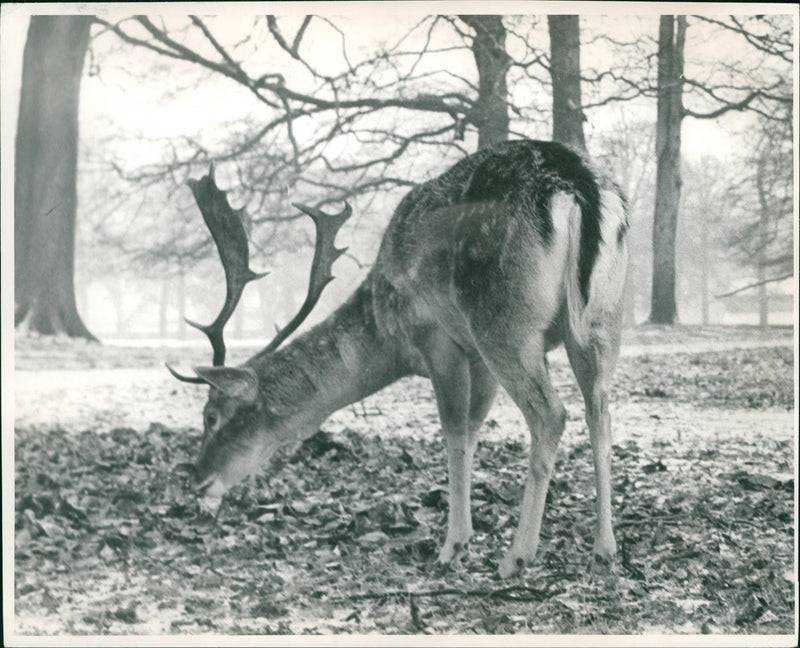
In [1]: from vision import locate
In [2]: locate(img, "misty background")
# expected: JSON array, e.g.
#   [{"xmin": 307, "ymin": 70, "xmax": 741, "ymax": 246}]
[{"xmin": 3, "ymin": 8, "xmax": 794, "ymax": 345}]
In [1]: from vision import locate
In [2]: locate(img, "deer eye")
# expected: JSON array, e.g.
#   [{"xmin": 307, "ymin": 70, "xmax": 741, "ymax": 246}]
[{"xmin": 205, "ymin": 411, "xmax": 218, "ymax": 429}]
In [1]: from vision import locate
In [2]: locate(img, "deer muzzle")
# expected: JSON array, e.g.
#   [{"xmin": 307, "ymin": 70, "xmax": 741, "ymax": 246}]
[{"xmin": 194, "ymin": 468, "xmax": 227, "ymax": 498}]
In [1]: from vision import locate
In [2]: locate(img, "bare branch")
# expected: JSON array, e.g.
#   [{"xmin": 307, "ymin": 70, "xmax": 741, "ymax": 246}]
[
  {"xmin": 267, "ymin": 15, "xmax": 299, "ymax": 59},
  {"xmin": 189, "ymin": 15, "xmax": 239, "ymax": 70},
  {"xmin": 716, "ymin": 273, "xmax": 794, "ymax": 298},
  {"xmin": 93, "ymin": 17, "xmax": 194, "ymax": 61},
  {"xmin": 693, "ymin": 15, "xmax": 792, "ymax": 63},
  {"xmin": 292, "ymin": 16, "xmax": 312, "ymax": 53},
  {"xmin": 266, "ymin": 15, "xmax": 324, "ymax": 81},
  {"xmin": 683, "ymin": 89, "xmax": 762, "ymax": 120}
]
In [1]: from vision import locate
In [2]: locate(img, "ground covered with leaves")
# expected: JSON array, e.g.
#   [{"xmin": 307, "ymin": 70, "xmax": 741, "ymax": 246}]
[{"xmin": 12, "ymin": 325, "xmax": 796, "ymax": 636}]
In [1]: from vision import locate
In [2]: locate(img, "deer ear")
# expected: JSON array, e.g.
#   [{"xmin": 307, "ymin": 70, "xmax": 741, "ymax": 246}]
[{"xmin": 193, "ymin": 366, "xmax": 258, "ymax": 403}]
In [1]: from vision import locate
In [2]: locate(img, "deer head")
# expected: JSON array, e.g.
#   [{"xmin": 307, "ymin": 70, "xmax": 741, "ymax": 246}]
[{"xmin": 168, "ymin": 165, "xmax": 351, "ymax": 496}]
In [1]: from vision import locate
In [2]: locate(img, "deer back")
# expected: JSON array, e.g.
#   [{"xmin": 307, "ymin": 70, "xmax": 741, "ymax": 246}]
[{"xmin": 372, "ymin": 140, "xmax": 618, "ymax": 348}]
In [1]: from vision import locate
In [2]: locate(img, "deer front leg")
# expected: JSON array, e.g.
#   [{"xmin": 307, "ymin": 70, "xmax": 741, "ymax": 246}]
[
  {"xmin": 417, "ymin": 332, "xmax": 476, "ymax": 563},
  {"xmin": 439, "ymin": 360, "xmax": 497, "ymax": 562},
  {"xmin": 440, "ymin": 421, "xmax": 476, "ymax": 563}
]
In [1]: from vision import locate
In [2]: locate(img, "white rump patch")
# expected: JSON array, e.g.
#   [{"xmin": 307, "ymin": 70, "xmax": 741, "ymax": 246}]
[
  {"xmin": 589, "ymin": 189, "xmax": 629, "ymax": 318},
  {"xmin": 557, "ymin": 189, "xmax": 628, "ymax": 347}
]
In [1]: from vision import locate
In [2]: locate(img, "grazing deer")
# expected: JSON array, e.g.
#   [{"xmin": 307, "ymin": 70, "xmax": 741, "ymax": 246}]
[{"xmin": 168, "ymin": 140, "xmax": 629, "ymax": 577}]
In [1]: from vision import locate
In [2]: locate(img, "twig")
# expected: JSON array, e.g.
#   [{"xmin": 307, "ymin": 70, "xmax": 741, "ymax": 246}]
[
  {"xmin": 726, "ymin": 518, "xmax": 766, "ymax": 530},
  {"xmin": 698, "ymin": 508, "xmax": 765, "ymax": 531},
  {"xmin": 615, "ymin": 513, "xmax": 686, "ymax": 528},
  {"xmin": 332, "ymin": 583, "xmax": 558, "ymax": 603},
  {"xmin": 409, "ymin": 593, "xmax": 424, "ymax": 630}
]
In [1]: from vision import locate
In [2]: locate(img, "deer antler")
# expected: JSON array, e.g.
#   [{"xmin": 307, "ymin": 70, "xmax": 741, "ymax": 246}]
[
  {"xmin": 167, "ymin": 164, "xmax": 267, "ymax": 383},
  {"xmin": 258, "ymin": 202, "xmax": 351, "ymax": 355}
]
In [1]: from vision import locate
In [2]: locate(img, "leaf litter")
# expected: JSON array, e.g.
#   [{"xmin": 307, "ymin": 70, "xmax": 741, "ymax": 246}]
[{"xmin": 11, "ymin": 327, "xmax": 796, "ymax": 635}]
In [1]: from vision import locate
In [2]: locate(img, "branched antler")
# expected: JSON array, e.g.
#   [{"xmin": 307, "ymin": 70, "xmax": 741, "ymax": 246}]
[
  {"xmin": 167, "ymin": 164, "xmax": 267, "ymax": 383},
  {"xmin": 167, "ymin": 166, "xmax": 352, "ymax": 384},
  {"xmin": 259, "ymin": 202, "xmax": 351, "ymax": 355}
]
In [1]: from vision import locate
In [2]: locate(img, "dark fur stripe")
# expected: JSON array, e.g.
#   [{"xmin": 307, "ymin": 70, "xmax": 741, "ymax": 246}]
[
  {"xmin": 617, "ymin": 220, "xmax": 629, "ymax": 246},
  {"xmin": 530, "ymin": 142, "xmax": 602, "ymax": 304}
]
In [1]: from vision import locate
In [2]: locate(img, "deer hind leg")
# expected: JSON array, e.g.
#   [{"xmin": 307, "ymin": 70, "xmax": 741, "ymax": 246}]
[
  {"xmin": 415, "ymin": 330, "xmax": 484, "ymax": 563},
  {"xmin": 565, "ymin": 322, "xmax": 622, "ymax": 566},
  {"xmin": 475, "ymin": 330, "xmax": 566, "ymax": 578}
]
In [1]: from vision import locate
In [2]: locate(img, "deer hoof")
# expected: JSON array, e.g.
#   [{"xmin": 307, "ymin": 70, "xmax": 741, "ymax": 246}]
[
  {"xmin": 498, "ymin": 554, "xmax": 529, "ymax": 579},
  {"xmin": 436, "ymin": 539, "xmax": 468, "ymax": 565},
  {"xmin": 593, "ymin": 537, "xmax": 617, "ymax": 562},
  {"xmin": 591, "ymin": 551, "xmax": 616, "ymax": 576}
]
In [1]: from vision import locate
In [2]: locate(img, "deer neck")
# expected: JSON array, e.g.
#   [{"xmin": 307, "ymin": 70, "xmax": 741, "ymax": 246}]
[{"xmin": 248, "ymin": 278, "xmax": 410, "ymax": 435}]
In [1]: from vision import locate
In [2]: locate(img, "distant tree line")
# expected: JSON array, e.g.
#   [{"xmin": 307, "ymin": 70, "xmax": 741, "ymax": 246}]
[{"xmin": 13, "ymin": 13, "xmax": 793, "ymax": 339}]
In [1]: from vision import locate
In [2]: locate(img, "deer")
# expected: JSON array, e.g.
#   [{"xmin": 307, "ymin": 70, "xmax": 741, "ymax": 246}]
[{"xmin": 168, "ymin": 139, "xmax": 629, "ymax": 578}]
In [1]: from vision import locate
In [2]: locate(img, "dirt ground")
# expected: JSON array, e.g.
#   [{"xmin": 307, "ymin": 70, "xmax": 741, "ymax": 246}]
[{"xmin": 9, "ymin": 324, "xmax": 796, "ymax": 637}]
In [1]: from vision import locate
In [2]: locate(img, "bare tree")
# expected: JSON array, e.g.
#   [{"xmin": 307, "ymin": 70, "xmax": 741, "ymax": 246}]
[
  {"xmin": 678, "ymin": 155, "xmax": 734, "ymax": 325},
  {"xmin": 87, "ymin": 15, "xmax": 519, "ymax": 272},
  {"xmin": 14, "ymin": 16, "xmax": 96, "ymax": 339},
  {"xmin": 50, "ymin": 13, "xmax": 791, "ymax": 339},
  {"xmin": 77, "ymin": 15, "xmax": 520, "ymax": 337},
  {"xmin": 548, "ymin": 15, "xmax": 586, "ymax": 150},
  {"xmin": 648, "ymin": 14, "xmax": 792, "ymax": 324},
  {"xmin": 716, "ymin": 114, "xmax": 793, "ymax": 326},
  {"xmin": 460, "ymin": 15, "xmax": 511, "ymax": 148},
  {"xmin": 649, "ymin": 15, "xmax": 686, "ymax": 324},
  {"xmin": 574, "ymin": 14, "xmax": 791, "ymax": 325}
]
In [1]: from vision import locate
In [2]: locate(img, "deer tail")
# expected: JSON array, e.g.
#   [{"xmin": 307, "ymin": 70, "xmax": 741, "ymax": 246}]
[{"xmin": 564, "ymin": 187, "xmax": 629, "ymax": 348}]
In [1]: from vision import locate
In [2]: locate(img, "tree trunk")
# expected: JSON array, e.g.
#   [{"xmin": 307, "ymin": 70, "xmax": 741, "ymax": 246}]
[
  {"xmin": 700, "ymin": 224, "xmax": 710, "ymax": 325},
  {"xmin": 77, "ymin": 280, "xmax": 89, "ymax": 320},
  {"xmin": 649, "ymin": 15, "xmax": 685, "ymax": 325},
  {"xmin": 757, "ymin": 260, "xmax": 768, "ymax": 329},
  {"xmin": 14, "ymin": 16, "xmax": 95, "ymax": 339},
  {"xmin": 159, "ymin": 279, "xmax": 169, "ymax": 338},
  {"xmin": 460, "ymin": 15, "xmax": 510, "ymax": 149},
  {"xmin": 756, "ymin": 155, "xmax": 769, "ymax": 329},
  {"xmin": 548, "ymin": 15, "xmax": 586, "ymax": 151},
  {"xmin": 177, "ymin": 270, "xmax": 187, "ymax": 338}
]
